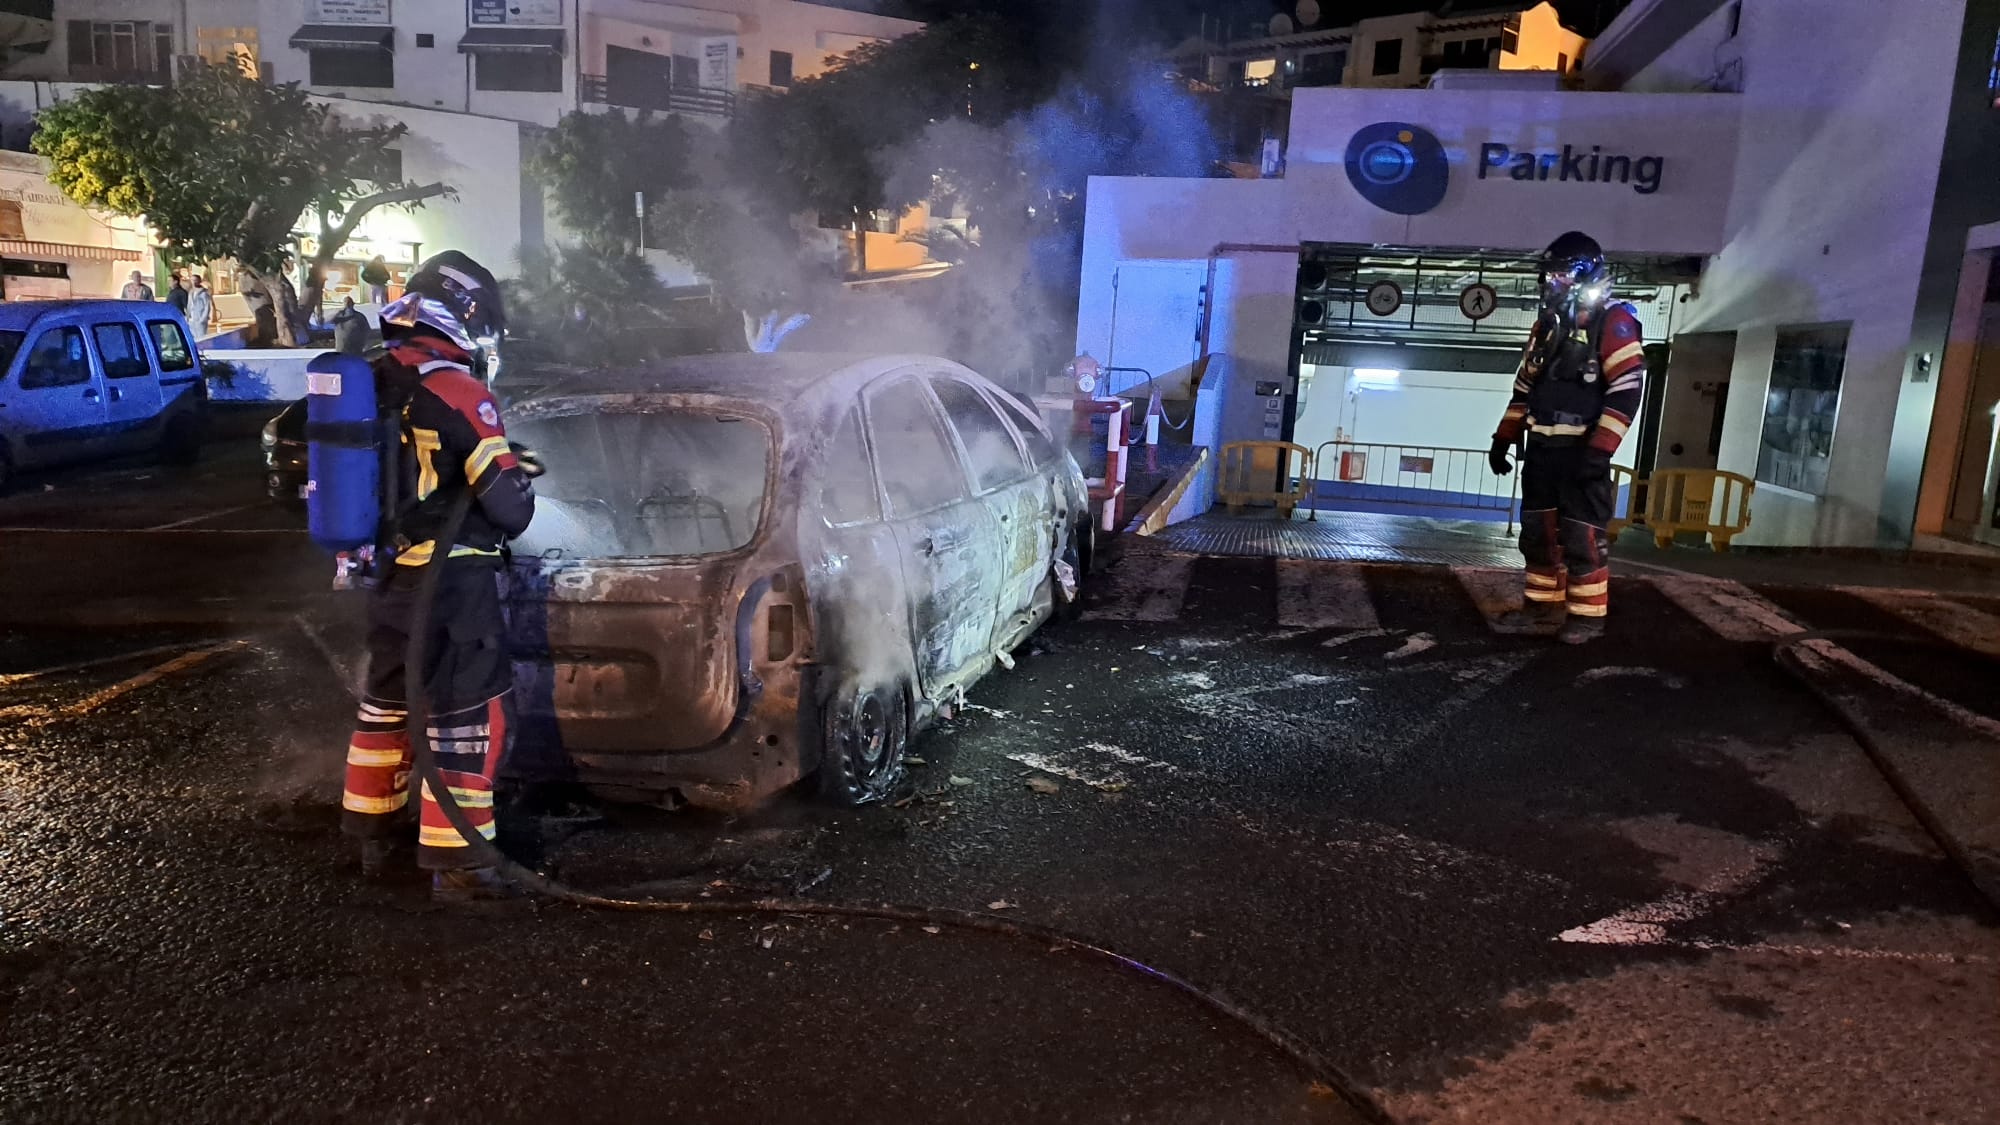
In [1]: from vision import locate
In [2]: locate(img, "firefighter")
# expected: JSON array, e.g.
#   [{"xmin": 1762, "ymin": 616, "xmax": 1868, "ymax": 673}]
[
  {"xmin": 1487, "ymin": 231, "xmax": 1646, "ymax": 644},
  {"xmin": 339, "ymin": 251, "xmax": 536, "ymax": 899}
]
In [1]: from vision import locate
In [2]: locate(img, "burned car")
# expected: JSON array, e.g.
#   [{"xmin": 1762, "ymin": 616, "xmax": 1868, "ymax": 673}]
[{"xmin": 501, "ymin": 354, "xmax": 1091, "ymax": 810}]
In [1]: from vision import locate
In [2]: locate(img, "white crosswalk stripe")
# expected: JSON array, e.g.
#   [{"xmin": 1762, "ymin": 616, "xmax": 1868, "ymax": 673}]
[
  {"xmin": 1837, "ymin": 585, "xmax": 2000, "ymax": 658},
  {"xmin": 1649, "ymin": 576, "xmax": 1808, "ymax": 642},
  {"xmin": 1274, "ymin": 559, "xmax": 1380, "ymax": 630}
]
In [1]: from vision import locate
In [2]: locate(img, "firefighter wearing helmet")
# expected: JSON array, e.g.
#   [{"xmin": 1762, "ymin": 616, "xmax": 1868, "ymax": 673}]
[
  {"xmin": 1488, "ymin": 231, "xmax": 1646, "ymax": 644},
  {"xmin": 339, "ymin": 251, "xmax": 537, "ymax": 899}
]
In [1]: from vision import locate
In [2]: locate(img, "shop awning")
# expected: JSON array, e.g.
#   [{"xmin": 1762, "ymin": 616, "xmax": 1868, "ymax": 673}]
[
  {"xmin": 0, "ymin": 239, "xmax": 142, "ymax": 262},
  {"xmin": 288, "ymin": 25, "xmax": 394, "ymax": 51},
  {"xmin": 457, "ymin": 28, "xmax": 565, "ymax": 54}
]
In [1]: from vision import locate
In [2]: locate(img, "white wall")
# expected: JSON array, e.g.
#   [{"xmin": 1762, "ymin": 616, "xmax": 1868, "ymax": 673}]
[
  {"xmin": 1295, "ymin": 365, "xmax": 1515, "ymax": 452},
  {"xmin": 334, "ymin": 98, "xmax": 528, "ymax": 278},
  {"xmin": 1670, "ymin": 0, "xmax": 1965, "ymax": 545},
  {"xmin": 1621, "ymin": 0, "xmax": 1742, "ymax": 93}
]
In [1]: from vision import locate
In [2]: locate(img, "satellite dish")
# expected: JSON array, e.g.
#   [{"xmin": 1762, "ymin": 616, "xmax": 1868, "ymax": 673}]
[
  {"xmin": 1268, "ymin": 13, "xmax": 1294, "ymax": 36},
  {"xmin": 1296, "ymin": 0, "xmax": 1321, "ymax": 27}
]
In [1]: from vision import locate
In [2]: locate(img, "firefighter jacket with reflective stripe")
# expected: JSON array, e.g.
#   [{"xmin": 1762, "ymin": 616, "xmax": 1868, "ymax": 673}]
[
  {"xmin": 1494, "ymin": 302, "xmax": 1646, "ymax": 455},
  {"xmin": 375, "ymin": 340, "xmax": 535, "ymax": 567}
]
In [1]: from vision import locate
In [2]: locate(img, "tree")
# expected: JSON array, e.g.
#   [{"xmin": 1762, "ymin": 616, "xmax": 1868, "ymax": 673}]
[
  {"xmin": 526, "ymin": 109, "xmax": 692, "ymax": 255},
  {"xmin": 34, "ymin": 63, "xmax": 448, "ymax": 346}
]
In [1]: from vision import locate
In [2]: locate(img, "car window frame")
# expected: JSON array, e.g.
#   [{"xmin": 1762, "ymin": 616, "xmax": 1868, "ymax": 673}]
[
  {"xmin": 860, "ymin": 370, "xmax": 975, "ymax": 521},
  {"xmin": 18, "ymin": 322, "xmax": 95, "ymax": 391},
  {"xmin": 818, "ymin": 395, "xmax": 885, "ymax": 529},
  {"xmin": 90, "ymin": 318, "xmax": 153, "ymax": 380},
  {"xmin": 986, "ymin": 385, "xmax": 1061, "ymax": 468},
  {"xmin": 925, "ymin": 373, "xmax": 1034, "ymax": 496},
  {"xmin": 146, "ymin": 318, "xmax": 196, "ymax": 373}
]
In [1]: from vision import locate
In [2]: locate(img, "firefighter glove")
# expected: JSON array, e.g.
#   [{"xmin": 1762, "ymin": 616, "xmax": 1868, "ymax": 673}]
[
  {"xmin": 1487, "ymin": 436, "xmax": 1514, "ymax": 477},
  {"xmin": 509, "ymin": 441, "xmax": 545, "ymax": 479}
]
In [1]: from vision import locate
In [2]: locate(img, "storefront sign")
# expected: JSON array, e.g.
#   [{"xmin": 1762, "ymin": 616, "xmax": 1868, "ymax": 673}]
[
  {"xmin": 312, "ymin": 0, "xmax": 391, "ymax": 24},
  {"xmin": 469, "ymin": 0, "xmax": 561, "ymax": 26},
  {"xmin": 699, "ymin": 36, "xmax": 736, "ymax": 89},
  {"xmin": 1478, "ymin": 143, "xmax": 1666, "ymax": 195}
]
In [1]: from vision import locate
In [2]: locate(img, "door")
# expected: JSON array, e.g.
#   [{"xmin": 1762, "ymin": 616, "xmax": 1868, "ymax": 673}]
[
  {"xmin": 863, "ymin": 373, "xmax": 1002, "ymax": 697},
  {"xmin": 606, "ymin": 44, "xmax": 674, "ymax": 110},
  {"xmin": 928, "ymin": 374, "xmax": 1048, "ymax": 622},
  {"xmin": 1648, "ymin": 332, "xmax": 1736, "ymax": 473},
  {"xmin": 91, "ymin": 318, "xmax": 160, "ymax": 452},
  {"xmin": 6, "ymin": 323, "xmax": 106, "ymax": 469},
  {"xmin": 1107, "ymin": 261, "xmax": 1207, "ymax": 398}
]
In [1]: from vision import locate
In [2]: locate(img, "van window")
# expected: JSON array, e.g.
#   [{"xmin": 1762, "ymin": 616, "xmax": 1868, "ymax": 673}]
[
  {"xmin": 20, "ymin": 326, "xmax": 90, "ymax": 389},
  {"xmin": 865, "ymin": 377, "xmax": 969, "ymax": 518},
  {"xmin": 820, "ymin": 403, "xmax": 881, "ymax": 525},
  {"xmin": 931, "ymin": 378, "xmax": 1029, "ymax": 492},
  {"xmin": 0, "ymin": 330, "xmax": 24, "ymax": 377},
  {"xmin": 147, "ymin": 320, "xmax": 194, "ymax": 371},
  {"xmin": 92, "ymin": 321, "xmax": 150, "ymax": 378}
]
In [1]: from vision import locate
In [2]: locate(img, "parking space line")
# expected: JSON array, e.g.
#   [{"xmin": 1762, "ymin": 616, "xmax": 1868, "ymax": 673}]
[
  {"xmin": 144, "ymin": 503, "xmax": 267, "ymax": 531},
  {"xmin": 0, "ymin": 641, "xmax": 214, "ymax": 686},
  {"xmin": 0, "ymin": 640, "xmax": 247, "ymax": 720}
]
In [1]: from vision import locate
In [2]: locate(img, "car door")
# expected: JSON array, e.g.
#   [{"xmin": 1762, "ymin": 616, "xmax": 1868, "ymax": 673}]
[
  {"xmin": 8, "ymin": 322, "xmax": 107, "ymax": 469},
  {"xmin": 927, "ymin": 373, "xmax": 1048, "ymax": 623},
  {"xmin": 862, "ymin": 372, "xmax": 1003, "ymax": 698},
  {"xmin": 145, "ymin": 316, "xmax": 203, "ymax": 410},
  {"xmin": 807, "ymin": 397, "xmax": 909, "ymax": 679},
  {"xmin": 90, "ymin": 317, "xmax": 161, "ymax": 452}
]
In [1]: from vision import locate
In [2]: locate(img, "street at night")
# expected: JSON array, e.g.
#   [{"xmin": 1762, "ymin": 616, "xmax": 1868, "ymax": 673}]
[{"xmin": 3, "ymin": 443, "xmax": 1995, "ymax": 1124}]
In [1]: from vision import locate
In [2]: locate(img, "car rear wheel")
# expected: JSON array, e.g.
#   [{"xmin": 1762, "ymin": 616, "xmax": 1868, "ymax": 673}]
[{"xmin": 817, "ymin": 680, "xmax": 908, "ymax": 807}]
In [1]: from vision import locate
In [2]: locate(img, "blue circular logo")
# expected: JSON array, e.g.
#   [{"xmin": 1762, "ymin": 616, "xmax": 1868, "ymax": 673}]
[{"xmin": 1344, "ymin": 122, "xmax": 1448, "ymax": 215}]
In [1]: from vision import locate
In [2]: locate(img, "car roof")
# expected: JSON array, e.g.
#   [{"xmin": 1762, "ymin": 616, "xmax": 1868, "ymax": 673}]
[
  {"xmin": 0, "ymin": 299, "xmax": 177, "ymax": 331},
  {"xmin": 519, "ymin": 352, "xmax": 977, "ymax": 412}
]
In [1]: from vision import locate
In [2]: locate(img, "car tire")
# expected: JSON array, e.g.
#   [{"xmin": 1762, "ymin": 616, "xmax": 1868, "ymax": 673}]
[
  {"xmin": 816, "ymin": 679, "xmax": 908, "ymax": 807},
  {"xmin": 160, "ymin": 412, "xmax": 202, "ymax": 466}
]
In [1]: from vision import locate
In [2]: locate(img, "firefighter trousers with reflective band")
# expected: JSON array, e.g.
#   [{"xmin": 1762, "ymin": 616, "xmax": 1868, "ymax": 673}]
[
  {"xmin": 1517, "ymin": 442, "xmax": 1615, "ymax": 619},
  {"xmin": 341, "ymin": 559, "xmax": 512, "ymax": 870}
]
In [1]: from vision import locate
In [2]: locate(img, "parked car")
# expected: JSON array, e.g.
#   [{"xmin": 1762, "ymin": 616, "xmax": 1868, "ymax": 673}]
[
  {"xmin": 500, "ymin": 353, "xmax": 1092, "ymax": 811},
  {"xmin": 261, "ymin": 398, "xmax": 306, "ymax": 505},
  {"xmin": 0, "ymin": 299, "xmax": 205, "ymax": 492}
]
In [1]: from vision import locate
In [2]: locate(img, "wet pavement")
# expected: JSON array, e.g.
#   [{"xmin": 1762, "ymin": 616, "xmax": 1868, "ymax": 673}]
[{"xmin": 2, "ymin": 443, "xmax": 1997, "ymax": 1124}]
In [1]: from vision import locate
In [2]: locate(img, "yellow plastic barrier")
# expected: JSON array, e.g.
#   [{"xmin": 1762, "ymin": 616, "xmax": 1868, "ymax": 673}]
[
  {"xmin": 1607, "ymin": 465, "xmax": 1649, "ymax": 537},
  {"xmin": 1641, "ymin": 468, "xmax": 1755, "ymax": 551},
  {"xmin": 1218, "ymin": 441, "xmax": 1314, "ymax": 518}
]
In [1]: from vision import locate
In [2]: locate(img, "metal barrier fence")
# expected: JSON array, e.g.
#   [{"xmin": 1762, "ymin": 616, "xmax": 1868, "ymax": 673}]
[{"xmin": 1308, "ymin": 441, "xmax": 1522, "ymax": 534}]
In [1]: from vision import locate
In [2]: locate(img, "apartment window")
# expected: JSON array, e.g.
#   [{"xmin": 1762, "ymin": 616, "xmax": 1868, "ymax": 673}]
[
  {"xmin": 1501, "ymin": 22, "xmax": 1520, "ymax": 54},
  {"xmin": 672, "ymin": 54, "xmax": 699, "ymax": 90},
  {"xmin": 1438, "ymin": 38, "xmax": 1491, "ymax": 69},
  {"xmin": 1756, "ymin": 324, "xmax": 1849, "ymax": 496},
  {"xmin": 67, "ymin": 20, "xmax": 172, "ymax": 80},
  {"xmin": 770, "ymin": 49, "xmax": 793, "ymax": 87},
  {"xmin": 1298, "ymin": 49, "xmax": 1344, "ymax": 87},
  {"xmin": 416, "ymin": 33, "xmax": 435, "ymax": 49},
  {"xmin": 1557, "ymin": 52, "xmax": 1569, "ymax": 73},
  {"xmin": 476, "ymin": 52, "xmax": 562, "ymax": 92},
  {"xmin": 1372, "ymin": 38, "xmax": 1402, "ymax": 76},
  {"xmin": 309, "ymin": 47, "xmax": 393, "ymax": 88}
]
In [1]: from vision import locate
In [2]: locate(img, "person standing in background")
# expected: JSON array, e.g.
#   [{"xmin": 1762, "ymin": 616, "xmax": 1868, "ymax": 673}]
[
  {"xmin": 166, "ymin": 270, "xmax": 189, "ymax": 315},
  {"xmin": 362, "ymin": 255, "xmax": 391, "ymax": 306},
  {"xmin": 121, "ymin": 270, "xmax": 154, "ymax": 301},
  {"xmin": 185, "ymin": 275, "xmax": 214, "ymax": 337},
  {"xmin": 332, "ymin": 296, "xmax": 369, "ymax": 356}
]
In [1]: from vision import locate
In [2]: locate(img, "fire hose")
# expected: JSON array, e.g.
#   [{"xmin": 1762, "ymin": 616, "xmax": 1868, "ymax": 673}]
[{"xmin": 400, "ymin": 486, "xmax": 1393, "ymax": 1124}]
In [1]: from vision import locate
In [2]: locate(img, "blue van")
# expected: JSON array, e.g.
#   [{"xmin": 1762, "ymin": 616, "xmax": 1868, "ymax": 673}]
[{"xmin": 0, "ymin": 299, "xmax": 206, "ymax": 492}]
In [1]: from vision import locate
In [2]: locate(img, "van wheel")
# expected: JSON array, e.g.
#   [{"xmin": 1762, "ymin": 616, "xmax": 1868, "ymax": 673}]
[
  {"xmin": 159, "ymin": 413, "xmax": 201, "ymax": 466},
  {"xmin": 816, "ymin": 680, "xmax": 908, "ymax": 807}
]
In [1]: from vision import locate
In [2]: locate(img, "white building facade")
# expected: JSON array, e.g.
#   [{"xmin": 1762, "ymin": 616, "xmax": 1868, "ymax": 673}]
[{"xmin": 1078, "ymin": 0, "xmax": 2000, "ymax": 550}]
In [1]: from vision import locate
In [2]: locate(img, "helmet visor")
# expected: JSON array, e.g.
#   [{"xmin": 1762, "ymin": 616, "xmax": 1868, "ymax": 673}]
[{"xmin": 379, "ymin": 292, "xmax": 476, "ymax": 353}]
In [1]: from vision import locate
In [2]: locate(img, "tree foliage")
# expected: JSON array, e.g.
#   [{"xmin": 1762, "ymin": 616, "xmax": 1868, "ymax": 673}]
[
  {"xmin": 33, "ymin": 63, "xmax": 447, "ymax": 345},
  {"xmin": 526, "ymin": 109, "xmax": 693, "ymax": 255}
]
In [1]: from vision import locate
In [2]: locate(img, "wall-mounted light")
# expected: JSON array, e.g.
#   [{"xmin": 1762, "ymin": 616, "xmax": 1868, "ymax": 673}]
[{"xmin": 1352, "ymin": 367, "xmax": 1401, "ymax": 388}]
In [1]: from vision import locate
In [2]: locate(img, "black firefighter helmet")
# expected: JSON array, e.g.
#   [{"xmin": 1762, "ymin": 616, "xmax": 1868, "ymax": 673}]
[
  {"xmin": 1538, "ymin": 230, "xmax": 1610, "ymax": 319},
  {"xmin": 378, "ymin": 250, "xmax": 507, "ymax": 355}
]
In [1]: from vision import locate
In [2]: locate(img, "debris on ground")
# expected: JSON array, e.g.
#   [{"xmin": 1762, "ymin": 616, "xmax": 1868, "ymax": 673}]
[
  {"xmin": 1026, "ymin": 776, "xmax": 1061, "ymax": 795},
  {"xmin": 1385, "ymin": 633, "xmax": 1437, "ymax": 660},
  {"xmin": 987, "ymin": 900, "xmax": 1015, "ymax": 911},
  {"xmin": 949, "ymin": 775, "xmax": 974, "ymax": 787}
]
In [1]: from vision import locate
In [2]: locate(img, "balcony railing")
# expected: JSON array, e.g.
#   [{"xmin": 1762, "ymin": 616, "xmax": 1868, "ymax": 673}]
[{"xmin": 579, "ymin": 75, "xmax": 735, "ymax": 118}]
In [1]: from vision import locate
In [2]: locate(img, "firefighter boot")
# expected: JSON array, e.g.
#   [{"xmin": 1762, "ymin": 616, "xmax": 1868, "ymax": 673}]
[
  {"xmin": 359, "ymin": 838, "xmax": 404, "ymax": 880},
  {"xmin": 1493, "ymin": 602, "xmax": 1566, "ymax": 634},
  {"xmin": 432, "ymin": 866, "xmax": 518, "ymax": 903},
  {"xmin": 1557, "ymin": 613, "xmax": 1606, "ymax": 645}
]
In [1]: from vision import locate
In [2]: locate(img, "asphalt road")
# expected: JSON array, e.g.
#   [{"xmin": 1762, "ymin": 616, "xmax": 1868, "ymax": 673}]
[{"xmin": 1, "ymin": 441, "xmax": 1996, "ymax": 1124}]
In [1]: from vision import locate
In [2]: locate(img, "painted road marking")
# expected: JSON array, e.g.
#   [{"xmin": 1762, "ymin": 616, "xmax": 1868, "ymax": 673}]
[
  {"xmin": 0, "ymin": 640, "xmax": 247, "ymax": 721},
  {"xmin": 144, "ymin": 503, "xmax": 267, "ymax": 531},
  {"xmin": 1836, "ymin": 586, "xmax": 2000, "ymax": 658},
  {"xmin": 1452, "ymin": 566, "xmax": 1558, "ymax": 634},
  {"xmin": 0, "ymin": 640, "xmax": 215, "ymax": 686},
  {"xmin": 1560, "ymin": 843, "xmax": 1777, "ymax": 945},
  {"xmin": 1274, "ymin": 559, "xmax": 1380, "ymax": 630},
  {"xmin": 1650, "ymin": 576, "xmax": 1807, "ymax": 641},
  {"xmin": 1082, "ymin": 553, "xmax": 1193, "ymax": 622}
]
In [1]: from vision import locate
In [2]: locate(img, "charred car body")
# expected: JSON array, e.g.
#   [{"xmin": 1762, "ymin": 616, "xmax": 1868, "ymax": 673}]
[{"xmin": 501, "ymin": 354, "xmax": 1091, "ymax": 810}]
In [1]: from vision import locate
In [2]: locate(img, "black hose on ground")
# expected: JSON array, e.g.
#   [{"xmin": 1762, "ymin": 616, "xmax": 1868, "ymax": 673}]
[
  {"xmin": 401, "ymin": 490, "xmax": 1392, "ymax": 1124},
  {"xmin": 1771, "ymin": 629, "xmax": 2000, "ymax": 914}
]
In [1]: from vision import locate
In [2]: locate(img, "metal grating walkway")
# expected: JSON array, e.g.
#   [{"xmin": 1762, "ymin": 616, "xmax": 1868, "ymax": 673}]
[{"xmin": 1148, "ymin": 509, "xmax": 1521, "ymax": 568}]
